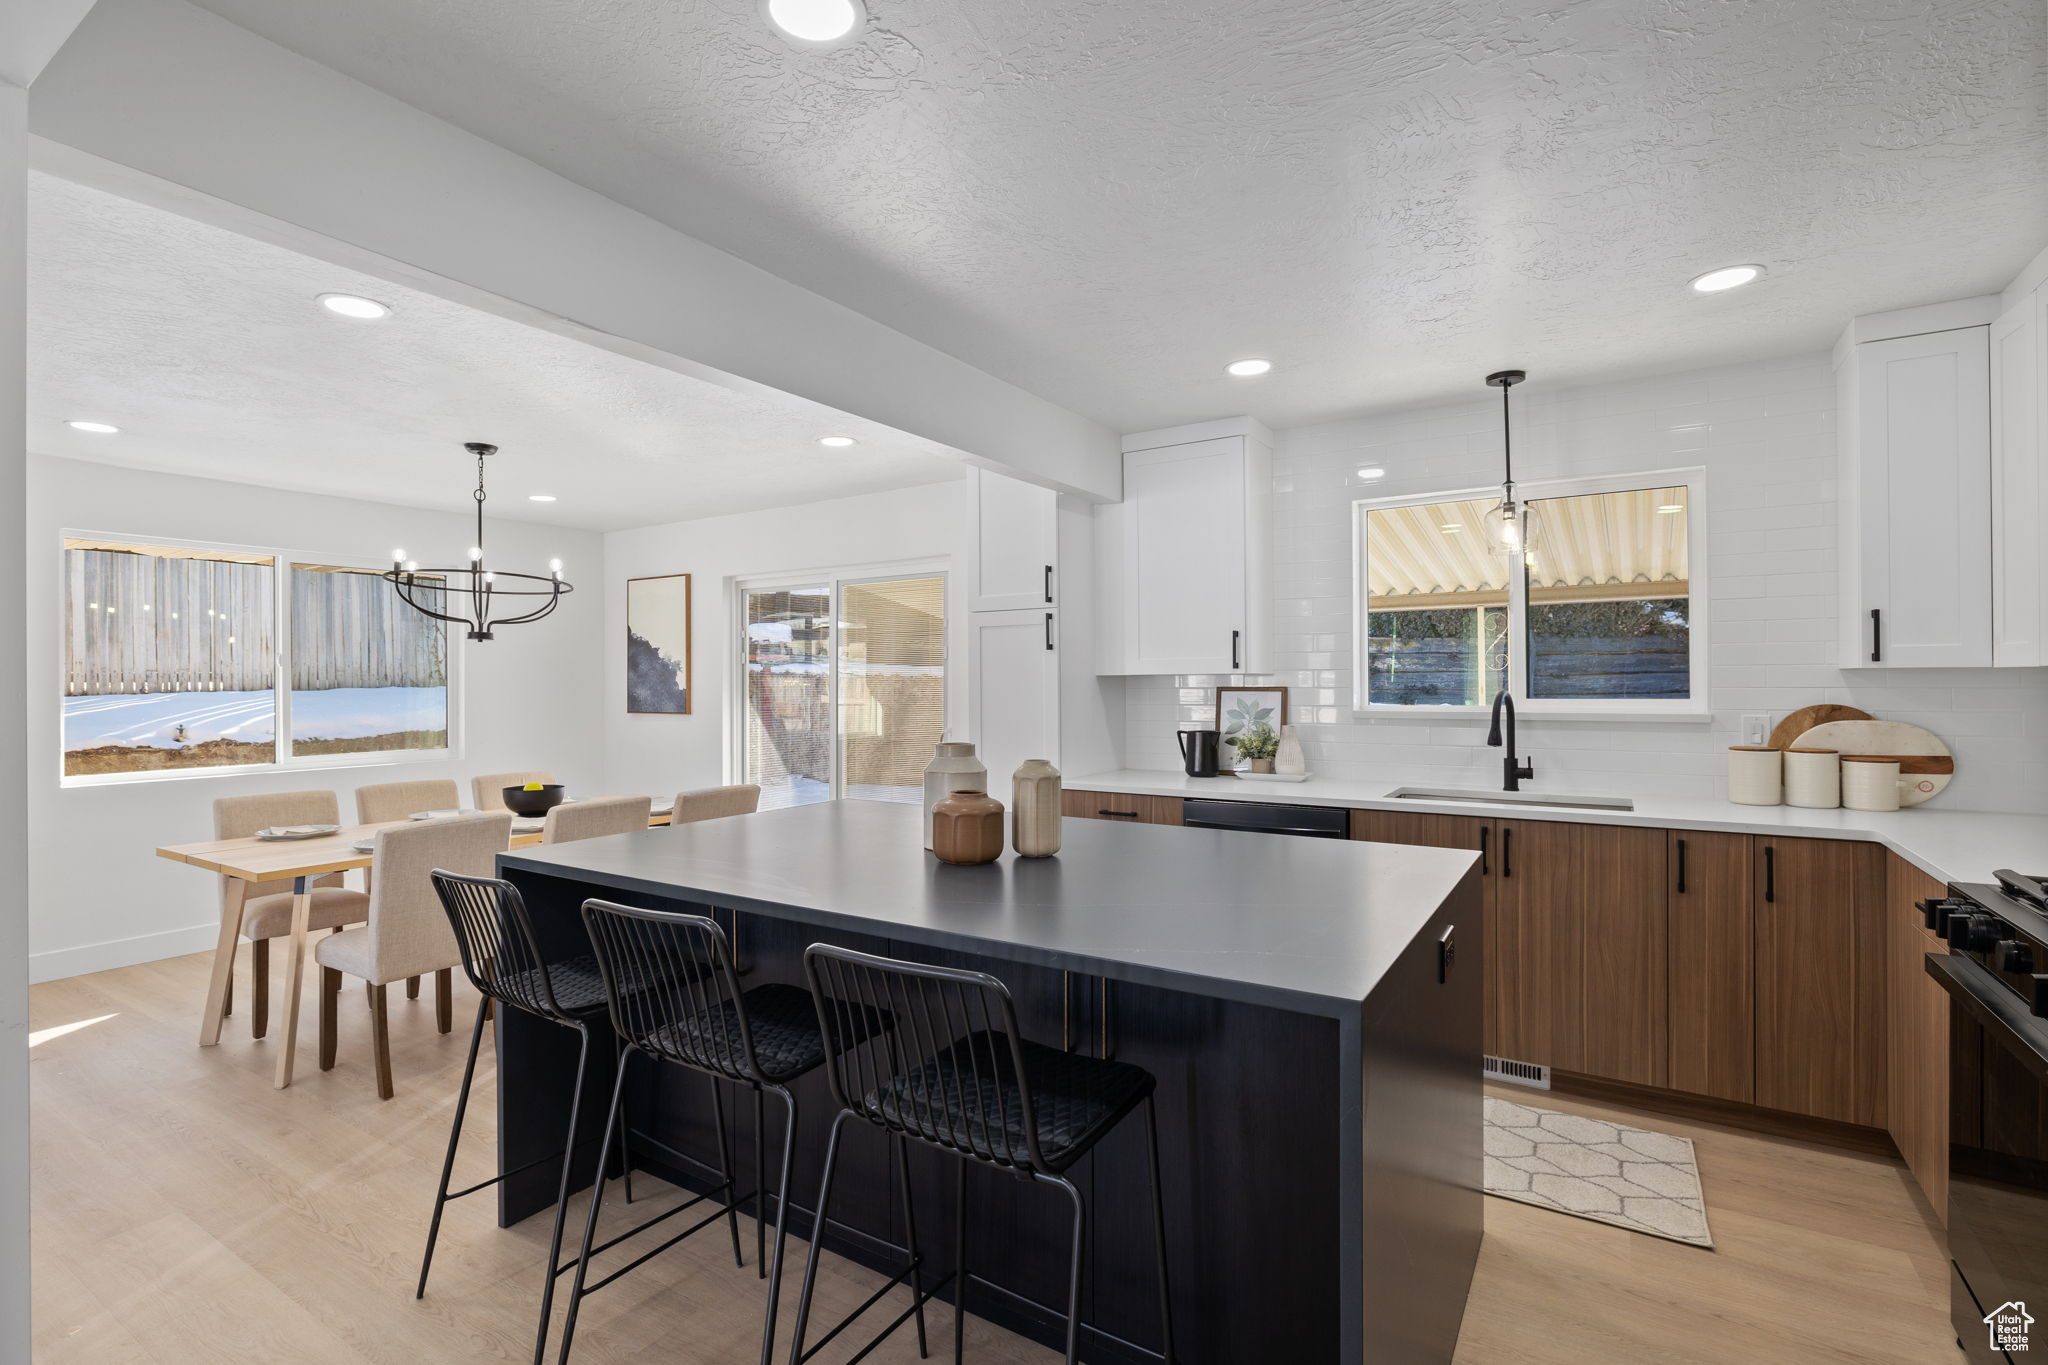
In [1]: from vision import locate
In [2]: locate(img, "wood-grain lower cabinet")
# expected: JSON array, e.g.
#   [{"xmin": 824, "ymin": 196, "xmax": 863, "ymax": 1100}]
[
  {"xmin": 1886, "ymin": 855, "xmax": 1950, "ymax": 1221},
  {"xmin": 1350, "ymin": 811, "xmax": 1495, "ymax": 1049},
  {"xmin": 1493, "ymin": 820, "xmax": 1667, "ymax": 1086},
  {"xmin": 1061, "ymin": 790, "xmax": 1185, "ymax": 826},
  {"xmin": 1754, "ymin": 838, "xmax": 1888, "ymax": 1126},
  {"xmin": 1667, "ymin": 830, "xmax": 1755, "ymax": 1103}
]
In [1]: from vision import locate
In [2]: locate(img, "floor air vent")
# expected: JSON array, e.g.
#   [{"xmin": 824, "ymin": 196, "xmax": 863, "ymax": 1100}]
[{"xmin": 1482, "ymin": 1055, "xmax": 1551, "ymax": 1090}]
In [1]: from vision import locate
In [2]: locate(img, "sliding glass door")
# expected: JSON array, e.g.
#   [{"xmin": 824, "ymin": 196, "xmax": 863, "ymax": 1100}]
[{"xmin": 739, "ymin": 569, "xmax": 946, "ymax": 810}]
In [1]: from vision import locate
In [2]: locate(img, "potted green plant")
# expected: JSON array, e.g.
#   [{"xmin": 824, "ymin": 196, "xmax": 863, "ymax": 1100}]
[{"xmin": 1229, "ymin": 721, "xmax": 1280, "ymax": 774}]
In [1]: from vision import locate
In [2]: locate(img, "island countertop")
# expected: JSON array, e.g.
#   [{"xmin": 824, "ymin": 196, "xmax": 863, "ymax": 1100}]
[{"xmin": 499, "ymin": 797, "xmax": 1478, "ymax": 1017}]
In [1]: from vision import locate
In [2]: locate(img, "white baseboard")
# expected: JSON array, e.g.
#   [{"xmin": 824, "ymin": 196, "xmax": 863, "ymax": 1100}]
[{"xmin": 30, "ymin": 922, "xmax": 218, "ymax": 984}]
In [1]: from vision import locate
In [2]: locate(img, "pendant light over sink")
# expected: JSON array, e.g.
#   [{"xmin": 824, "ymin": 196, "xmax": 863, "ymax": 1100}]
[
  {"xmin": 384, "ymin": 442, "xmax": 573, "ymax": 641},
  {"xmin": 1483, "ymin": 369, "xmax": 1528, "ymax": 558}
]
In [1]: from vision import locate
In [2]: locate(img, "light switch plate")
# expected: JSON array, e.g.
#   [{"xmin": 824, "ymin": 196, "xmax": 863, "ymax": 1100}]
[{"xmin": 1742, "ymin": 714, "xmax": 1769, "ymax": 746}]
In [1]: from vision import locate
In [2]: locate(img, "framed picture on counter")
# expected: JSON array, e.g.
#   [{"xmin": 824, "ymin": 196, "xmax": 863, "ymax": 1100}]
[
  {"xmin": 1214, "ymin": 685, "xmax": 1287, "ymax": 768},
  {"xmin": 626, "ymin": 574, "xmax": 692, "ymax": 714}
]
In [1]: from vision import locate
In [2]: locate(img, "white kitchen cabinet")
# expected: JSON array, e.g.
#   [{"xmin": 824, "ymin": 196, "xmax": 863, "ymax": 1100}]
[
  {"xmin": 1837, "ymin": 324, "xmax": 1992, "ymax": 668},
  {"xmin": 1991, "ymin": 287, "xmax": 2048, "ymax": 667},
  {"xmin": 1095, "ymin": 424, "xmax": 1271, "ymax": 675},
  {"xmin": 966, "ymin": 467, "xmax": 1059, "ymax": 612},
  {"xmin": 967, "ymin": 607, "xmax": 1060, "ymax": 788}
]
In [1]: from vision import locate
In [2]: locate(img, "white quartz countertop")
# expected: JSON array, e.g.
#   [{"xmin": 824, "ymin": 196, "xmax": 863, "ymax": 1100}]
[{"xmin": 1067, "ymin": 769, "xmax": 2047, "ymax": 889}]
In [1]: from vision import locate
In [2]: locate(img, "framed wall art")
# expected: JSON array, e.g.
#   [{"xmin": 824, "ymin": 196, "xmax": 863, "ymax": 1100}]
[{"xmin": 626, "ymin": 574, "xmax": 692, "ymax": 714}]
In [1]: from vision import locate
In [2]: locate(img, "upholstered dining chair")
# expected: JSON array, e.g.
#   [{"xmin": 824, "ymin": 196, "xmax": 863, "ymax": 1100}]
[
  {"xmin": 212, "ymin": 791, "xmax": 370, "ymax": 1040},
  {"xmin": 669, "ymin": 783, "xmax": 761, "ymax": 824},
  {"xmin": 542, "ymin": 795, "xmax": 652, "ymax": 844},
  {"xmin": 356, "ymin": 779, "xmax": 463, "ymax": 824},
  {"xmin": 471, "ymin": 770, "xmax": 556, "ymax": 811},
  {"xmin": 315, "ymin": 812, "xmax": 513, "ymax": 1099}
]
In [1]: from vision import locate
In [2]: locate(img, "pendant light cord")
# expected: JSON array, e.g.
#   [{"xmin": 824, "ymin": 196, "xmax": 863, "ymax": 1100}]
[
  {"xmin": 474, "ymin": 447, "xmax": 487, "ymax": 561},
  {"xmin": 1500, "ymin": 381, "xmax": 1513, "ymax": 488}
]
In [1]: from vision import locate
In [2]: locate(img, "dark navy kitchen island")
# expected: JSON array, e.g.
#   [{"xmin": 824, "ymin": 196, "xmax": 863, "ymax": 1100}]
[{"xmin": 495, "ymin": 800, "xmax": 1482, "ymax": 1364}]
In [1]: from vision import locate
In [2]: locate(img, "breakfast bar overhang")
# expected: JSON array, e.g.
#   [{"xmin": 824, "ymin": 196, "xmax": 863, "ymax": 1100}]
[{"xmin": 494, "ymin": 800, "xmax": 1484, "ymax": 1364}]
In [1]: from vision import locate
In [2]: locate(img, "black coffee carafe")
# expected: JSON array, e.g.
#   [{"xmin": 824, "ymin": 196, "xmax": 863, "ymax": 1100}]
[{"xmin": 1177, "ymin": 728, "xmax": 1221, "ymax": 777}]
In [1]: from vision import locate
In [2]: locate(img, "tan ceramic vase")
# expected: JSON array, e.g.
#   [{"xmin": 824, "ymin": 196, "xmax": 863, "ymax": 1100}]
[
  {"xmin": 1011, "ymin": 759, "xmax": 1062, "ymax": 858},
  {"xmin": 931, "ymin": 790, "xmax": 1006, "ymax": 865}
]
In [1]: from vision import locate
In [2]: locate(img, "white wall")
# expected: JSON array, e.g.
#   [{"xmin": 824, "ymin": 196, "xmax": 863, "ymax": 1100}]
[
  {"xmin": 602, "ymin": 479, "xmax": 967, "ymax": 801},
  {"xmin": 1124, "ymin": 352, "xmax": 2048, "ymax": 814},
  {"xmin": 27, "ymin": 454, "xmax": 606, "ymax": 982}
]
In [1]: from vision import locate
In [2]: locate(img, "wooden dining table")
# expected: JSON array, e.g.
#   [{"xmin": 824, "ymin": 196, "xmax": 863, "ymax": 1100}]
[{"xmin": 157, "ymin": 808, "xmax": 673, "ymax": 1089}]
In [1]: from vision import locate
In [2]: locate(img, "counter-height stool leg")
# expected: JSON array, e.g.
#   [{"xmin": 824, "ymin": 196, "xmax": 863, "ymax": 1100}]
[
  {"xmin": 757, "ymin": 1084, "xmax": 800, "ymax": 1365},
  {"xmin": 416, "ymin": 994, "xmax": 490, "ymax": 1297},
  {"xmin": 898, "ymin": 1134, "xmax": 930, "ymax": 1356},
  {"xmin": 952, "ymin": 1158, "xmax": 968, "ymax": 1364},
  {"xmin": 1145, "ymin": 1096, "xmax": 1176, "ymax": 1363},
  {"xmin": 784, "ymin": 1110, "xmax": 851, "ymax": 1365},
  {"xmin": 1055, "ymin": 1177, "xmax": 1085, "ymax": 1364},
  {"xmin": 529, "ymin": 1021, "xmax": 596, "ymax": 1365},
  {"xmin": 554, "ymin": 1049, "xmax": 631, "ymax": 1365}
]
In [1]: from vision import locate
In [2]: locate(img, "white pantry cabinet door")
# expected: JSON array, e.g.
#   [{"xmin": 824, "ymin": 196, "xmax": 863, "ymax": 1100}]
[
  {"xmin": 1123, "ymin": 437, "xmax": 1252, "ymax": 674},
  {"xmin": 1851, "ymin": 327, "xmax": 1992, "ymax": 667},
  {"xmin": 1992, "ymin": 289, "xmax": 2047, "ymax": 667},
  {"xmin": 968, "ymin": 608, "xmax": 1060, "ymax": 790},
  {"xmin": 968, "ymin": 468, "xmax": 1059, "ymax": 612}
]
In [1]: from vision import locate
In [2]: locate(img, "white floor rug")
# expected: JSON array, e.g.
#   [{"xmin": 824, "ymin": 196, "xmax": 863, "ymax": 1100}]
[{"xmin": 1483, "ymin": 1096, "xmax": 1714, "ymax": 1248}]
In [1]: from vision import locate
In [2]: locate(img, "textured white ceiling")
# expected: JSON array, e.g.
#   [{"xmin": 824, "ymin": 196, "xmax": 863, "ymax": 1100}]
[
  {"xmin": 28, "ymin": 173, "xmax": 964, "ymax": 531},
  {"xmin": 182, "ymin": 0, "xmax": 2048, "ymax": 430}
]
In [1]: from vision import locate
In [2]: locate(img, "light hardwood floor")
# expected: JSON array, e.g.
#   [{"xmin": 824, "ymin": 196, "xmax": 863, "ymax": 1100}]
[{"xmin": 30, "ymin": 951, "xmax": 1953, "ymax": 1364}]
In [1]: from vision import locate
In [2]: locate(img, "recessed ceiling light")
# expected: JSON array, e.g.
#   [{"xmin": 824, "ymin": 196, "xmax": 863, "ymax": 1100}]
[
  {"xmin": 1355, "ymin": 466, "xmax": 1386, "ymax": 481},
  {"xmin": 1225, "ymin": 358, "xmax": 1273, "ymax": 377},
  {"xmin": 66, "ymin": 420, "xmax": 119, "ymax": 434},
  {"xmin": 1656, "ymin": 504, "xmax": 1685, "ymax": 514},
  {"xmin": 317, "ymin": 292, "xmax": 392, "ymax": 319},
  {"xmin": 1688, "ymin": 265, "xmax": 1764, "ymax": 294},
  {"xmin": 528, "ymin": 494, "xmax": 558, "ymax": 503},
  {"xmin": 1440, "ymin": 523, "xmax": 1463, "ymax": 533},
  {"xmin": 818, "ymin": 435, "xmax": 858, "ymax": 448},
  {"xmin": 765, "ymin": 0, "xmax": 865, "ymax": 43}
]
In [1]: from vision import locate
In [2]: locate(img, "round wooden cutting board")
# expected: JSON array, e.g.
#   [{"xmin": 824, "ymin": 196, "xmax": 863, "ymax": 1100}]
[
  {"xmin": 1766, "ymin": 704, "xmax": 1872, "ymax": 752},
  {"xmin": 1792, "ymin": 719, "xmax": 1954, "ymax": 806}
]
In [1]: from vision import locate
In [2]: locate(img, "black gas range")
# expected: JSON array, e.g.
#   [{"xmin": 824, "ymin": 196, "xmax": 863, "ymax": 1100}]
[{"xmin": 1923, "ymin": 871, "xmax": 2048, "ymax": 1362}]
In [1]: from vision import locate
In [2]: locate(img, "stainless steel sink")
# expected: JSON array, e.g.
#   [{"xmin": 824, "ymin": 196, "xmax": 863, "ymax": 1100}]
[{"xmin": 1385, "ymin": 786, "xmax": 1635, "ymax": 812}]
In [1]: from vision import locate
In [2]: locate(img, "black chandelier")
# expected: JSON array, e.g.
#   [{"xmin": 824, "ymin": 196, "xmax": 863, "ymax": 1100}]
[{"xmin": 385, "ymin": 442, "xmax": 572, "ymax": 641}]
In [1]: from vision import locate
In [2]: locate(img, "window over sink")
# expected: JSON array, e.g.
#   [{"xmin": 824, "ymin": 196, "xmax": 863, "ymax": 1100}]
[{"xmin": 1353, "ymin": 471, "xmax": 1706, "ymax": 715}]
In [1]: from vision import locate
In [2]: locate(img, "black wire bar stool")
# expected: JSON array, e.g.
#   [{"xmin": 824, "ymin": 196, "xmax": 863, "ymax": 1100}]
[
  {"xmin": 422, "ymin": 871, "xmax": 742, "ymax": 1365},
  {"xmin": 791, "ymin": 945, "xmax": 1175, "ymax": 1365},
  {"xmin": 561, "ymin": 900, "xmax": 910, "ymax": 1365}
]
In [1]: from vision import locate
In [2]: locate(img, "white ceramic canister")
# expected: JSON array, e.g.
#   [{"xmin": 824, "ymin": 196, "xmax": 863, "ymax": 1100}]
[
  {"xmin": 922, "ymin": 741, "xmax": 988, "ymax": 849},
  {"xmin": 1727, "ymin": 746, "xmax": 1783, "ymax": 806},
  {"xmin": 1841, "ymin": 756, "xmax": 1903, "ymax": 812},
  {"xmin": 1011, "ymin": 759, "xmax": 1063, "ymax": 858},
  {"xmin": 1783, "ymin": 747, "xmax": 1842, "ymax": 810}
]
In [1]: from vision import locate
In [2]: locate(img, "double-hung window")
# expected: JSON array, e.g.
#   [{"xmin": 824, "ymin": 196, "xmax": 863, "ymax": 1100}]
[
  {"xmin": 62, "ymin": 536, "xmax": 452, "ymax": 781},
  {"xmin": 1354, "ymin": 470, "xmax": 1706, "ymax": 714},
  {"xmin": 737, "ymin": 567, "xmax": 947, "ymax": 809}
]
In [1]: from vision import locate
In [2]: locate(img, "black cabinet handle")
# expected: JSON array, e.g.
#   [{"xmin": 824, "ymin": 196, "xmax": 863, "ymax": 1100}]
[
  {"xmin": 1099, "ymin": 809, "xmax": 1140, "ymax": 819},
  {"xmin": 1044, "ymin": 564, "xmax": 1054, "ymax": 604},
  {"xmin": 1870, "ymin": 608, "xmax": 1882, "ymax": 663},
  {"xmin": 1502, "ymin": 827, "xmax": 1513, "ymax": 879},
  {"xmin": 1764, "ymin": 845, "xmax": 1776, "ymax": 903},
  {"xmin": 1231, "ymin": 629, "xmax": 1242, "ymax": 670},
  {"xmin": 1676, "ymin": 837, "xmax": 1687, "ymax": 894},
  {"xmin": 1045, "ymin": 611, "xmax": 1055, "ymax": 651},
  {"xmin": 1478, "ymin": 826, "xmax": 1490, "ymax": 876}
]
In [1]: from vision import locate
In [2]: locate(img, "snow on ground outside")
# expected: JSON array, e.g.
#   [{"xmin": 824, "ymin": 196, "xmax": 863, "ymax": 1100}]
[{"xmin": 64, "ymin": 687, "xmax": 446, "ymax": 750}]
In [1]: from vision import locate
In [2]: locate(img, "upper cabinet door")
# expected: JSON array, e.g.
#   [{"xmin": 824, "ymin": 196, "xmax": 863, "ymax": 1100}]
[
  {"xmin": 968, "ymin": 468, "xmax": 1059, "ymax": 613},
  {"xmin": 1845, "ymin": 326, "xmax": 1992, "ymax": 668},
  {"xmin": 1992, "ymin": 290, "xmax": 2047, "ymax": 667},
  {"xmin": 1102, "ymin": 435, "xmax": 1271, "ymax": 675}
]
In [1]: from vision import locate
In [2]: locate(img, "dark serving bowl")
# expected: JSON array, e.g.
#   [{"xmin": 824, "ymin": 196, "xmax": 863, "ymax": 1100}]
[{"xmin": 503, "ymin": 783, "xmax": 567, "ymax": 818}]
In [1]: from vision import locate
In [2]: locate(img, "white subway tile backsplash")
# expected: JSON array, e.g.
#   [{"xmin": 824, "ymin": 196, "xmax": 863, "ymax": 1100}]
[{"xmin": 1121, "ymin": 352, "xmax": 2048, "ymax": 815}]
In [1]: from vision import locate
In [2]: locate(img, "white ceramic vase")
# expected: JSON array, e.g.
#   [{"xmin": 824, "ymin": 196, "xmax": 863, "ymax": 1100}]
[
  {"xmin": 1011, "ymin": 759, "xmax": 1063, "ymax": 857},
  {"xmin": 922, "ymin": 741, "xmax": 987, "ymax": 849},
  {"xmin": 1274, "ymin": 725, "xmax": 1307, "ymax": 776}
]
